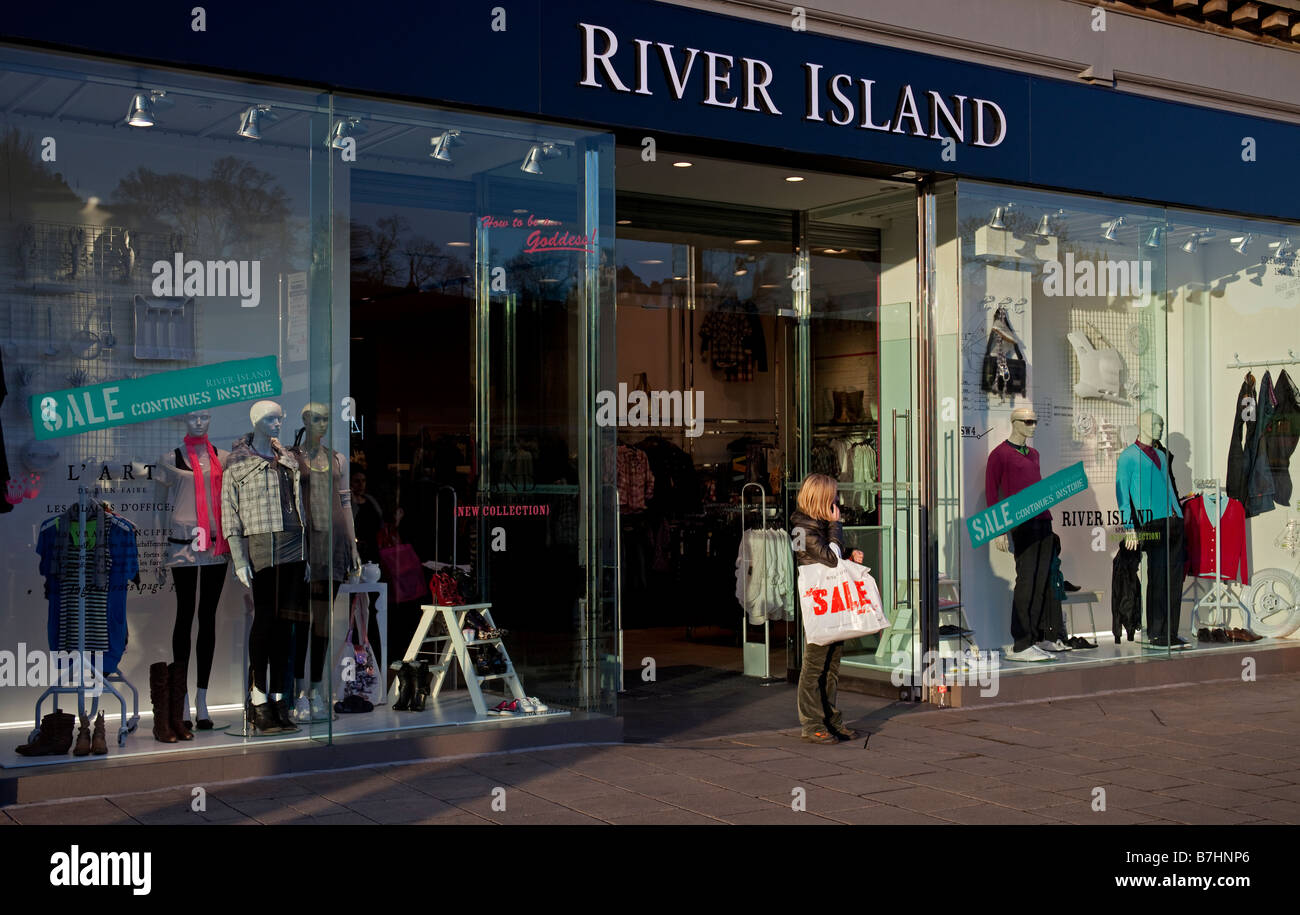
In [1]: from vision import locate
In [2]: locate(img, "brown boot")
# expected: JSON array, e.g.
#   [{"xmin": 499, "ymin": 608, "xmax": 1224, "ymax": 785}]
[
  {"xmin": 73, "ymin": 714, "xmax": 92, "ymax": 756},
  {"xmin": 91, "ymin": 711, "xmax": 108, "ymax": 755},
  {"xmin": 168, "ymin": 662, "xmax": 194, "ymax": 741},
  {"xmin": 16, "ymin": 711, "xmax": 75, "ymax": 756},
  {"xmin": 150, "ymin": 662, "xmax": 177, "ymax": 743}
]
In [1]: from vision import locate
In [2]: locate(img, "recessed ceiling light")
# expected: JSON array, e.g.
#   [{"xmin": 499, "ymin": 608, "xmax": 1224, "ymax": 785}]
[
  {"xmin": 540, "ymin": 277, "xmax": 560, "ymax": 284},
  {"xmin": 735, "ymin": 239, "xmax": 761, "ymax": 245},
  {"xmin": 785, "ymin": 176, "xmax": 804, "ymax": 182},
  {"xmin": 617, "ymin": 219, "xmax": 632, "ymax": 225},
  {"xmin": 822, "ymin": 248, "xmax": 848, "ymax": 254},
  {"xmin": 698, "ymin": 281, "xmax": 719, "ymax": 287},
  {"xmin": 759, "ymin": 284, "xmax": 779, "ymax": 289},
  {"xmin": 672, "ymin": 161, "xmax": 692, "ymax": 168},
  {"xmin": 447, "ymin": 241, "xmax": 470, "ymax": 247},
  {"xmin": 638, "ymin": 259, "xmax": 664, "ymax": 265},
  {"xmin": 534, "ymin": 218, "xmax": 561, "ymax": 225},
  {"xmin": 672, "ymin": 275, "xmax": 686, "ymax": 280},
  {"xmin": 513, "ymin": 208, "xmax": 528, "ymax": 214}
]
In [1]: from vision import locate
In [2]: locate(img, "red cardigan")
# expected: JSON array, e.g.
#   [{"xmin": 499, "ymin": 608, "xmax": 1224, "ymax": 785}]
[{"xmin": 1182, "ymin": 494, "xmax": 1249, "ymax": 585}]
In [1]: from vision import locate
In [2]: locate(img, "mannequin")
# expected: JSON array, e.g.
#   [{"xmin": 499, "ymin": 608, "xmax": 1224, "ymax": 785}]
[
  {"xmin": 155, "ymin": 411, "xmax": 229, "ymax": 730},
  {"xmin": 221, "ymin": 400, "xmax": 307, "ymax": 734},
  {"xmin": 290, "ymin": 402, "xmax": 362, "ymax": 722},
  {"xmin": 1117, "ymin": 411, "xmax": 1187, "ymax": 647},
  {"xmin": 987, "ymin": 407, "xmax": 1067, "ymax": 660}
]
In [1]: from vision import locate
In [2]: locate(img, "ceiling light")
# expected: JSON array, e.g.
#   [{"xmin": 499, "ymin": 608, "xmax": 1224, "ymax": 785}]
[
  {"xmin": 672, "ymin": 275, "xmax": 686, "ymax": 280},
  {"xmin": 616, "ymin": 219, "xmax": 632, "ymax": 225},
  {"xmin": 672, "ymin": 161, "xmax": 692, "ymax": 168},
  {"xmin": 429, "ymin": 128, "xmax": 463, "ymax": 162},
  {"xmin": 513, "ymin": 208, "xmax": 528, "ymax": 214},
  {"xmin": 759, "ymin": 283, "xmax": 779, "ymax": 288},
  {"xmin": 735, "ymin": 239, "xmax": 761, "ymax": 245},
  {"xmin": 539, "ymin": 277, "xmax": 559, "ymax": 284},
  {"xmin": 330, "ymin": 117, "xmax": 365, "ymax": 149},
  {"xmin": 638, "ymin": 259, "xmax": 663, "ymax": 265},
  {"xmin": 1181, "ymin": 233, "xmax": 1200, "ymax": 255},
  {"xmin": 125, "ymin": 90, "xmax": 169, "ymax": 128},
  {"xmin": 447, "ymin": 241, "xmax": 470, "ymax": 247},
  {"xmin": 1145, "ymin": 226, "xmax": 1165, "ymax": 249},
  {"xmin": 734, "ymin": 257, "xmax": 748, "ymax": 276},
  {"xmin": 521, "ymin": 142, "xmax": 561, "ymax": 175},
  {"xmin": 1101, "ymin": 216, "xmax": 1127, "ymax": 241},
  {"xmin": 1231, "ymin": 233, "xmax": 1253, "ymax": 255},
  {"xmin": 785, "ymin": 176, "xmax": 804, "ymax": 182},
  {"xmin": 822, "ymin": 248, "xmax": 848, "ymax": 255},
  {"xmin": 237, "ymin": 104, "xmax": 276, "ymax": 140}
]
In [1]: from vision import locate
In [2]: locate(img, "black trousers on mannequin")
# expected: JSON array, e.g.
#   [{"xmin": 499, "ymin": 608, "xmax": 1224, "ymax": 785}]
[
  {"xmin": 294, "ymin": 580, "xmax": 340, "ymax": 685},
  {"xmin": 1009, "ymin": 517, "xmax": 1066, "ymax": 651},
  {"xmin": 1138, "ymin": 515, "xmax": 1186, "ymax": 645},
  {"xmin": 249, "ymin": 561, "xmax": 306, "ymax": 695},
  {"xmin": 171, "ymin": 564, "xmax": 227, "ymax": 689}
]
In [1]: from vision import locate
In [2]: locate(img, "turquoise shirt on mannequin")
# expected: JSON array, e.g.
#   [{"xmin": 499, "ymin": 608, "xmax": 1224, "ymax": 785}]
[{"xmin": 1115, "ymin": 444, "xmax": 1182, "ymax": 526}]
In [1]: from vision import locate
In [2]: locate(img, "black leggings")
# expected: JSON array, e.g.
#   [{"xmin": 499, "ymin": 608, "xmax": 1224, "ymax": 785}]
[
  {"xmin": 171, "ymin": 564, "xmax": 227, "ymax": 689},
  {"xmin": 249, "ymin": 562, "xmax": 306, "ymax": 695}
]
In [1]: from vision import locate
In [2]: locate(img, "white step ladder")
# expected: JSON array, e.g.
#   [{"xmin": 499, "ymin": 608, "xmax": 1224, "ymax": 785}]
[{"xmin": 393, "ymin": 603, "xmax": 529, "ymax": 717}]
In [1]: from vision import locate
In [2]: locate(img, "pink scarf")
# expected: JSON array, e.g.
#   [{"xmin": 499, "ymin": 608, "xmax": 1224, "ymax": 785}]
[{"xmin": 185, "ymin": 433, "xmax": 228, "ymax": 556}]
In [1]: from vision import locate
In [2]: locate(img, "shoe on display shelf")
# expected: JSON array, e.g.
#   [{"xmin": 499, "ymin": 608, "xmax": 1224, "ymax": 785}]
[{"xmin": 1005, "ymin": 645, "xmax": 1054, "ymax": 662}]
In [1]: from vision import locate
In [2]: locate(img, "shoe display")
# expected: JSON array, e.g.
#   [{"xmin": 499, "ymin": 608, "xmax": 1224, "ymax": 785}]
[
  {"xmin": 334, "ymin": 695, "xmax": 374, "ymax": 714},
  {"xmin": 1197, "ymin": 627, "xmax": 1214, "ymax": 642},
  {"xmin": 16, "ymin": 710, "xmax": 75, "ymax": 757},
  {"xmin": 1006, "ymin": 645, "xmax": 1054, "ymax": 662},
  {"xmin": 167, "ymin": 662, "xmax": 193, "ymax": 741},
  {"xmin": 472, "ymin": 651, "xmax": 494, "ymax": 677},
  {"xmin": 409, "ymin": 661, "xmax": 433, "ymax": 712},
  {"xmin": 247, "ymin": 701, "xmax": 283, "ymax": 734},
  {"xmin": 1034, "ymin": 640, "xmax": 1065, "ymax": 653},
  {"xmin": 149, "ymin": 662, "xmax": 177, "ymax": 743},
  {"xmin": 1062, "ymin": 580, "xmax": 1081, "ymax": 592},
  {"xmin": 90, "ymin": 711, "xmax": 108, "ymax": 755},
  {"xmin": 309, "ymin": 690, "xmax": 330, "ymax": 722},
  {"xmin": 292, "ymin": 693, "xmax": 311, "ymax": 723},
  {"xmin": 1048, "ymin": 639, "xmax": 1074, "ymax": 652},
  {"xmin": 1065, "ymin": 636, "xmax": 1098, "ymax": 649},
  {"xmin": 392, "ymin": 662, "xmax": 416, "ymax": 711},
  {"xmin": 73, "ymin": 714, "xmax": 92, "ymax": 757},
  {"xmin": 938, "ymin": 624, "xmax": 974, "ymax": 636},
  {"xmin": 488, "ymin": 699, "xmax": 523, "ymax": 716},
  {"xmin": 272, "ymin": 698, "xmax": 300, "ymax": 732},
  {"xmin": 526, "ymin": 696, "xmax": 549, "ymax": 712}
]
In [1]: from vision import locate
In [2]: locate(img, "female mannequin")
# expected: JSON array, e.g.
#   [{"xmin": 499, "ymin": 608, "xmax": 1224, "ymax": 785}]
[
  {"xmin": 291, "ymin": 402, "xmax": 362, "ymax": 721},
  {"xmin": 222, "ymin": 400, "xmax": 307, "ymax": 734},
  {"xmin": 155, "ymin": 411, "xmax": 229, "ymax": 729}
]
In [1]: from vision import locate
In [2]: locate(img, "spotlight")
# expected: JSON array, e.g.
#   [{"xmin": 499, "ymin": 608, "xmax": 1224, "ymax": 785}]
[
  {"xmin": 329, "ymin": 117, "xmax": 366, "ymax": 149},
  {"xmin": 1274, "ymin": 237, "xmax": 1294, "ymax": 259},
  {"xmin": 1181, "ymin": 233, "xmax": 1200, "ymax": 255},
  {"xmin": 1145, "ymin": 226, "xmax": 1165, "ymax": 249},
  {"xmin": 124, "ymin": 90, "xmax": 169, "ymax": 128},
  {"xmin": 521, "ymin": 142, "xmax": 561, "ymax": 175},
  {"xmin": 1032, "ymin": 209, "xmax": 1064, "ymax": 237},
  {"xmin": 1231, "ymin": 233, "xmax": 1253, "ymax": 255},
  {"xmin": 429, "ymin": 129, "xmax": 463, "ymax": 162},
  {"xmin": 988, "ymin": 205, "xmax": 1014, "ymax": 230},
  {"xmin": 1101, "ymin": 216, "xmax": 1127, "ymax": 241},
  {"xmin": 237, "ymin": 105, "xmax": 276, "ymax": 140}
]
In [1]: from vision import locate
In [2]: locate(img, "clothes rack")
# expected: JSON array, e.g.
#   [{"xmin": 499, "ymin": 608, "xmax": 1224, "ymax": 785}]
[
  {"xmin": 1227, "ymin": 350, "xmax": 1299, "ymax": 369},
  {"xmin": 739, "ymin": 482, "xmax": 784, "ymax": 680},
  {"xmin": 1184, "ymin": 480, "xmax": 1249, "ymax": 631},
  {"xmin": 29, "ymin": 486, "xmax": 140, "ymax": 750}
]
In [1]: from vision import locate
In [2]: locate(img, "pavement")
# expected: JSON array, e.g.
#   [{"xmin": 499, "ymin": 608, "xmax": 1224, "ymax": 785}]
[{"xmin": 4, "ymin": 672, "xmax": 1300, "ymax": 825}]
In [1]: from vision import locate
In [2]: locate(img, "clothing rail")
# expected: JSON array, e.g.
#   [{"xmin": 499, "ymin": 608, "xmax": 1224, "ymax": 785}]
[{"xmin": 1227, "ymin": 349, "xmax": 1299, "ymax": 369}]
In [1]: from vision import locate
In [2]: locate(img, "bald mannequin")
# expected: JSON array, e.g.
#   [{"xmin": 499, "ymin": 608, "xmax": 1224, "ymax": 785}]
[{"xmin": 995, "ymin": 407, "xmax": 1038, "ymax": 553}]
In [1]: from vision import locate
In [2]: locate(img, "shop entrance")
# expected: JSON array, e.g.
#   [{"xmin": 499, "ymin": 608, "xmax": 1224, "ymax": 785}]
[{"xmin": 612, "ymin": 151, "xmax": 921, "ymax": 705}]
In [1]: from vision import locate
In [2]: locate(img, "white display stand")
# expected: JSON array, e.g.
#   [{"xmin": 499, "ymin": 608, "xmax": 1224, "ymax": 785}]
[
  {"xmin": 335, "ymin": 582, "xmax": 388, "ymax": 704},
  {"xmin": 395, "ymin": 603, "xmax": 530, "ymax": 718}
]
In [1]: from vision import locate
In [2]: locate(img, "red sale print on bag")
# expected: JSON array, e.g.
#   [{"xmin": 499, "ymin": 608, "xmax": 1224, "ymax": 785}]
[
  {"xmin": 854, "ymin": 580, "xmax": 870, "ymax": 612},
  {"xmin": 803, "ymin": 587, "xmax": 830, "ymax": 615}
]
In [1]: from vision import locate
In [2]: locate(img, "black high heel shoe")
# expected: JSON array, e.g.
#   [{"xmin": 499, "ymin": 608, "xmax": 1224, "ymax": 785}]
[
  {"xmin": 272, "ymin": 698, "xmax": 300, "ymax": 732},
  {"xmin": 248, "ymin": 701, "xmax": 284, "ymax": 735},
  {"xmin": 409, "ymin": 661, "xmax": 433, "ymax": 712},
  {"xmin": 392, "ymin": 662, "xmax": 416, "ymax": 711}
]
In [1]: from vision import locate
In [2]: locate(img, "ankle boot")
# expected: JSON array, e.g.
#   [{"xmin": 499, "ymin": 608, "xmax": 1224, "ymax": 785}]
[
  {"xmin": 167, "ymin": 662, "xmax": 193, "ymax": 740},
  {"xmin": 272, "ymin": 697, "xmax": 300, "ymax": 732},
  {"xmin": 392, "ymin": 662, "xmax": 416, "ymax": 711},
  {"xmin": 91, "ymin": 712, "xmax": 108, "ymax": 755},
  {"xmin": 409, "ymin": 661, "xmax": 434, "ymax": 712},
  {"xmin": 17, "ymin": 710, "xmax": 75, "ymax": 756},
  {"xmin": 149, "ymin": 662, "xmax": 177, "ymax": 743},
  {"xmin": 73, "ymin": 714, "xmax": 92, "ymax": 756},
  {"xmin": 247, "ymin": 700, "xmax": 283, "ymax": 734}
]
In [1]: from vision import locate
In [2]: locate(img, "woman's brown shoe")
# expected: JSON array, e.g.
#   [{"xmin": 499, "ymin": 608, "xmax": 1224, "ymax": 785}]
[
  {"xmin": 91, "ymin": 712, "xmax": 108, "ymax": 755},
  {"xmin": 73, "ymin": 715, "xmax": 92, "ymax": 757}
]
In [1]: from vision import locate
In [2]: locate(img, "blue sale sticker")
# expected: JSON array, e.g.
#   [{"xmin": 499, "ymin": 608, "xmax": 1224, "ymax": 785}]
[{"xmin": 968, "ymin": 461, "xmax": 1090, "ymax": 548}]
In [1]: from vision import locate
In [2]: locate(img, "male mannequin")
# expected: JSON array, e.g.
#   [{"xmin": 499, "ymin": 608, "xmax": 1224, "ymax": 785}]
[
  {"xmin": 291, "ymin": 403, "xmax": 362, "ymax": 722},
  {"xmin": 155, "ymin": 411, "xmax": 229, "ymax": 731},
  {"xmin": 222, "ymin": 400, "xmax": 307, "ymax": 734},
  {"xmin": 987, "ymin": 407, "xmax": 1068, "ymax": 661},
  {"xmin": 1117, "ymin": 411, "xmax": 1187, "ymax": 647}
]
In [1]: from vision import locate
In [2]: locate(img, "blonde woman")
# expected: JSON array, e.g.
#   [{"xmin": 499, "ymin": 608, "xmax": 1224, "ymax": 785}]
[{"xmin": 791, "ymin": 473, "xmax": 864, "ymax": 744}]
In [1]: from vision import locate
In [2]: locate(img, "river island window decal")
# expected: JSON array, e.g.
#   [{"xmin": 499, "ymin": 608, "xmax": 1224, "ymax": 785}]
[{"xmin": 576, "ymin": 22, "xmax": 1008, "ymax": 148}]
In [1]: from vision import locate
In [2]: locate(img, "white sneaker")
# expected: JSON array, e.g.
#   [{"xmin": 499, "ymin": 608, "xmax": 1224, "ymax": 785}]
[
  {"xmin": 1050, "ymin": 639, "xmax": 1073, "ymax": 652},
  {"xmin": 1035, "ymin": 640, "xmax": 1066, "ymax": 653},
  {"xmin": 293, "ymin": 694, "xmax": 311, "ymax": 722},
  {"xmin": 526, "ymin": 696, "xmax": 549, "ymax": 713},
  {"xmin": 1007, "ymin": 645, "xmax": 1053, "ymax": 662}
]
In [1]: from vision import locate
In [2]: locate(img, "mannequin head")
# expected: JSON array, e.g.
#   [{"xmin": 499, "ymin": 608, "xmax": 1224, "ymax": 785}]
[
  {"xmin": 182, "ymin": 411, "xmax": 212, "ymax": 439},
  {"xmin": 249, "ymin": 400, "xmax": 284, "ymax": 444},
  {"xmin": 300, "ymin": 402, "xmax": 330, "ymax": 448},
  {"xmin": 1138, "ymin": 410, "xmax": 1164, "ymax": 445},
  {"xmin": 1009, "ymin": 406, "xmax": 1038, "ymax": 446}
]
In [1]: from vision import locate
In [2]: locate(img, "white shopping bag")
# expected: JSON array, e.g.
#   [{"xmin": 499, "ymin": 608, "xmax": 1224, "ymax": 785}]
[{"xmin": 798, "ymin": 544, "xmax": 890, "ymax": 646}]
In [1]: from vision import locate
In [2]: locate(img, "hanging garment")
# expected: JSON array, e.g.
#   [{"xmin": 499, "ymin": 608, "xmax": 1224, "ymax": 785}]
[
  {"xmin": 1067, "ymin": 330, "xmax": 1129, "ymax": 405},
  {"xmin": 1110, "ymin": 547, "xmax": 1143, "ymax": 644},
  {"xmin": 1182, "ymin": 493, "xmax": 1250, "ymax": 585},
  {"xmin": 1226, "ymin": 373, "xmax": 1258, "ymax": 509},
  {"xmin": 853, "ymin": 441, "xmax": 878, "ymax": 513},
  {"xmin": 1241, "ymin": 371, "xmax": 1277, "ymax": 517},
  {"xmin": 980, "ymin": 308, "xmax": 1027, "ymax": 398},
  {"xmin": 637, "ymin": 436, "xmax": 700, "ymax": 515},
  {"xmin": 36, "ymin": 505, "xmax": 140, "ymax": 676},
  {"xmin": 616, "ymin": 445, "xmax": 655, "ymax": 513},
  {"xmin": 736, "ymin": 528, "xmax": 795, "ymax": 624},
  {"xmin": 1262, "ymin": 369, "xmax": 1300, "ymax": 508}
]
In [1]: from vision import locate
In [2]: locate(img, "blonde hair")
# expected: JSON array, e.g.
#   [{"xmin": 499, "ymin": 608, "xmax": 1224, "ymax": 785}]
[{"xmin": 797, "ymin": 473, "xmax": 838, "ymax": 521}]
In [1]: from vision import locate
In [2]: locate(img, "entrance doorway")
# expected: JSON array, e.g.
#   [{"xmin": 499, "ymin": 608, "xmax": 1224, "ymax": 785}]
[{"xmin": 612, "ymin": 151, "xmax": 920, "ymax": 704}]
